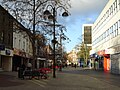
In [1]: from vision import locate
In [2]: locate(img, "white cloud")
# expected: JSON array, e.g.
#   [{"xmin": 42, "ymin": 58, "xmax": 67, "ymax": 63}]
[
  {"xmin": 63, "ymin": 0, "xmax": 109, "ymax": 52},
  {"xmin": 70, "ymin": 0, "xmax": 108, "ymax": 15},
  {"xmin": 62, "ymin": 0, "xmax": 109, "ymax": 27}
]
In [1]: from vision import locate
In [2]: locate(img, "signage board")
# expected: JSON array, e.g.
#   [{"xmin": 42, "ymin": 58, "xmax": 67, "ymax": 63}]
[{"xmin": 0, "ymin": 44, "xmax": 5, "ymax": 50}]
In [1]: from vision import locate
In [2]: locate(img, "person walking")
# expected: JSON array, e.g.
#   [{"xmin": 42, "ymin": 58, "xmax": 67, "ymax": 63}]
[
  {"xmin": 18, "ymin": 63, "xmax": 26, "ymax": 79},
  {"xmin": 21, "ymin": 63, "xmax": 26, "ymax": 71},
  {"xmin": 27, "ymin": 62, "xmax": 32, "ymax": 70},
  {"xmin": 95, "ymin": 61, "xmax": 98, "ymax": 70},
  {"xmin": 74, "ymin": 63, "xmax": 77, "ymax": 68}
]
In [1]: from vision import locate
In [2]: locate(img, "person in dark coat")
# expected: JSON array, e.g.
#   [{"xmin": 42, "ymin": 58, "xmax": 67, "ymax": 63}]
[{"xmin": 21, "ymin": 64, "xmax": 26, "ymax": 71}]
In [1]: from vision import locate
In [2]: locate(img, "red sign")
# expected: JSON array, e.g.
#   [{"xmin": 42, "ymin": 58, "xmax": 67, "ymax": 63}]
[{"xmin": 98, "ymin": 50, "xmax": 105, "ymax": 56}]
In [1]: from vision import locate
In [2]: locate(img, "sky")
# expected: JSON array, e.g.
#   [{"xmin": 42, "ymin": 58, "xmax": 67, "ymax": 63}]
[
  {"xmin": 59, "ymin": 0, "xmax": 109, "ymax": 53},
  {"xmin": 0, "ymin": 0, "xmax": 109, "ymax": 53}
]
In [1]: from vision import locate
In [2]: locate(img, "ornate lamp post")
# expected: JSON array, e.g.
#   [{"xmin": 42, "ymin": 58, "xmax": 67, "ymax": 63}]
[
  {"xmin": 43, "ymin": 5, "xmax": 68, "ymax": 78},
  {"xmin": 32, "ymin": 0, "xmax": 36, "ymax": 69}
]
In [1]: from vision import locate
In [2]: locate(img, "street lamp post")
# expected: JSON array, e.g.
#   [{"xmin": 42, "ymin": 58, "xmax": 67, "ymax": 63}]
[
  {"xmin": 52, "ymin": 7, "xmax": 56, "ymax": 78},
  {"xmin": 43, "ymin": 5, "xmax": 68, "ymax": 78},
  {"xmin": 31, "ymin": 0, "xmax": 36, "ymax": 69}
]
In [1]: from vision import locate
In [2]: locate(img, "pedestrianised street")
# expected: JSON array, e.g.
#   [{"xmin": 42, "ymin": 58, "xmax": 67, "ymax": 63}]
[
  {"xmin": 1, "ymin": 1, "xmax": 120, "ymax": 90},
  {"xmin": 0, "ymin": 67, "xmax": 120, "ymax": 90}
]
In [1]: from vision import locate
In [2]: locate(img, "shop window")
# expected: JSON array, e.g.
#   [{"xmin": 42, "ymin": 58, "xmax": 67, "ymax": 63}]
[
  {"xmin": 0, "ymin": 32, "xmax": 3, "ymax": 43},
  {"xmin": 116, "ymin": 22, "xmax": 118, "ymax": 36}
]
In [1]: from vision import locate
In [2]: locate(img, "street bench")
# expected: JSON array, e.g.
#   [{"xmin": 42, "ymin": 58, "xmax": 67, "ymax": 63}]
[
  {"xmin": 22, "ymin": 70, "xmax": 48, "ymax": 80},
  {"xmin": 32, "ymin": 70, "xmax": 41, "ymax": 79},
  {"xmin": 22, "ymin": 70, "xmax": 32, "ymax": 79}
]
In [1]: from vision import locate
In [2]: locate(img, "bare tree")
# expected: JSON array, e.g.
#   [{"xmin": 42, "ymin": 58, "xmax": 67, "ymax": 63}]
[
  {"xmin": 1, "ymin": 0, "xmax": 71, "ymax": 69},
  {"xmin": 1, "ymin": 0, "xmax": 71, "ymax": 32}
]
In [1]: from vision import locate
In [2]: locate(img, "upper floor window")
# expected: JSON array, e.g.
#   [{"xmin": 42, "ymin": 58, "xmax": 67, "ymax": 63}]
[
  {"xmin": 113, "ymin": 2, "xmax": 115, "ymax": 13},
  {"xmin": 118, "ymin": 20, "xmax": 120, "ymax": 35},
  {"xmin": 8, "ymin": 34, "xmax": 11, "ymax": 44},
  {"xmin": 106, "ymin": 29, "xmax": 109, "ymax": 37},
  {"xmin": 115, "ymin": 0, "xmax": 118, "ymax": 11},
  {"xmin": 0, "ymin": 32, "xmax": 3, "ymax": 43},
  {"xmin": 106, "ymin": 10, "xmax": 109, "ymax": 19},
  {"xmin": 19, "ymin": 39, "xmax": 21, "ymax": 49},
  {"xmin": 119, "ymin": 0, "xmax": 120, "ymax": 10},
  {"xmin": 115, "ymin": 20, "xmax": 119, "ymax": 35},
  {"xmin": 23, "ymin": 41, "xmax": 25, "ymax": 51},
  {"xmin": 109, "ymin": 27, "xmax": 112, "ymax": 34},
  {"xmin": 119, "ymin": 20, "xmax": 120, "ymax": 28},
  {"xmin": 14, "ymin": 37, "xmax": 16, "ymax": 47}
]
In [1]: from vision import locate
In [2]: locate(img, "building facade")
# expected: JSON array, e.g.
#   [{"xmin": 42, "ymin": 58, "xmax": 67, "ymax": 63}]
[
  {"xmin": 0, "ymin": 5, "xmax": 13, "ymax": 71},
  {"xmin": 82, "ymin": 24, "xmax": 92, "ymax": 45},
  {"xmin": 12, "ymin": 21, "xmax": 33, "ymax": 71},
  {"xmin": 0, "ymin": 5, "xmax": 33, "ymax": 71},
  {"xmin": 68, "ymin": 49, "xmax": 78, "ymax": 65},
  {"xmin": 0, "ymin": 5, "xmax": 53, "ymax": 71},
  {"xmin": 82, "ymin": 24, "xmax": 92, "ymax": 66},
  {"xmin": 91, "ymin": 0, "xmax": 120, "ymax": 73}
]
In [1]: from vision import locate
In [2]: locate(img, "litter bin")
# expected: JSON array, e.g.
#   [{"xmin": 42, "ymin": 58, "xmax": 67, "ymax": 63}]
[{"xmin": 18, "ymin": 67, "xmax": 24, "ymax": 78}]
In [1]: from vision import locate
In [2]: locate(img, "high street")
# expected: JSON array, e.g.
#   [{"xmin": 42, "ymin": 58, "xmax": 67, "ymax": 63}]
[{"xmin": 0, "ymin": 67, "xmax": 120, "ymax": 90}]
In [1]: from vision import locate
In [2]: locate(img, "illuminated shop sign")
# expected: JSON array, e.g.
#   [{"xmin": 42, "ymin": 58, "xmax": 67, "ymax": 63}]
[
  {"xmin": 6, "ymin": 50, "xmax": 11, "ymax": 55},
  {"xmin": 0, "ymin": 44, "xmax": 5, "ymax": 50}
]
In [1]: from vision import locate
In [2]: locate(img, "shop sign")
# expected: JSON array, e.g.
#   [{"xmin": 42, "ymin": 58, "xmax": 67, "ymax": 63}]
[{"xmin": 98, "ymin": 50, "xmax": 105, "ymax": 56}]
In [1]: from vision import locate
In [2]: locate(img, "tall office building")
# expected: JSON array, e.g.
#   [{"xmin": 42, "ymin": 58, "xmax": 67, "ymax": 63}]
[
  {"xmin": 82, "ymin": 24, "xmax": 92, "ymax": 45},
  {"xmin": 91, "ymin": 0, "xmax": 120, "ymax": 74}
]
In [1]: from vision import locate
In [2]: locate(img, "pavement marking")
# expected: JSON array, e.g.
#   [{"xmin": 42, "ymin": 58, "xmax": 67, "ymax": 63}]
[
  {"xmin": 33, "ymin": 79, "xmax": 47, "ymax": 85},
  {"xmin": 42, "ymin": 79, "xmax": 49, "ymax": 82},
  {"xmin": 30, "ymin": 80, "xmax": 45, "ymax": 87},
  {"xmin": 28, "ymin": 78, "xmax": 49, "ymax": 87}
]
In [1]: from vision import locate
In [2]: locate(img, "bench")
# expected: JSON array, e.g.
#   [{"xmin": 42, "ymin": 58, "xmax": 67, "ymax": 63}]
[
  {"xmin": 22, "ymin": 70, "xmax": 48, "ymax": 80},
  {"xmin": 22, "ymin": 70, "xmax": 32, "ymax": 79},
  {"xmin": 32, "ymin": 70, "xmax": 41, "ymax": 79}
]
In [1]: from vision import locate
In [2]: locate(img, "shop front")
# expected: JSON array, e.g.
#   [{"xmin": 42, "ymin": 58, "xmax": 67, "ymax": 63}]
[
  {"xmin": 37, "ymin": 58, "xmax": 47, "ymax": 69},
  {"xmin": 98, "ymin": 49, "xmax": 114, "ymax": 72},
  {"xmin": 13, "ymin": 48, "xmax": 31, "ymax": 71},
  {"xmin": 103, "ymin": 54, "xmax": 110, "ymax": 72},
  {"xmin": 0, "ymin": 49, "xmax": 13, "ymax": 71},
  {"xmin": 97, "ymin": 50, "xmax": 105, "ymax": 70}
]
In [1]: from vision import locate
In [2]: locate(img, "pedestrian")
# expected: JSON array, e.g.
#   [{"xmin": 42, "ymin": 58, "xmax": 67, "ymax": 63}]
[
  {"xmin": 65, "ymin": 63, "xmax": 67, "ymax": 67},
  {"xmin": 95, "ymin": 61, "xmax": 98, "ymax": 70},
  {"xmin": 21, "ymin": 63, "xmax": 26, "ymax": 71},
  {"xmin": 27, "ymin": 62, "xmax": 32, "ymax": 70},
  {"xmin": 74, "ymin": 63, "xmax": 77, "ymax": 68},
  {"xmin": 59, "ymin": 64, "xmax": 62, "ymax": 71},
  {"xmin": 18, "ymin": 64, "xmax": 25, "ymax": 79},
  {"xmin": 81, "ymin": 61, "xmax": 83, "ymax": 68},
  {"xmin": 87, "ymin": 60, "xmax": 90, "ymax": 67}
]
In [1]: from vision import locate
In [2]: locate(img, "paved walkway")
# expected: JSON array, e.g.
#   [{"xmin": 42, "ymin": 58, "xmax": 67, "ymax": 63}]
[{"xmin": 0, "ymin": 67, "xmax": 120, "ymax": 90}]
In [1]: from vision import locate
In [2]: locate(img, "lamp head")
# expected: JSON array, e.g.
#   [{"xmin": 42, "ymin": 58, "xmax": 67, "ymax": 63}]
[
  {"xmin": 48, "ymin": 15, "xmax": 54, "ymax": 20},
  {"xmin": 43, "ymin": 10, "xmax": 51, "ymax": 15},
  {"xmin": 62, "ymin": 12, "xmax": 69, "ymax": 17}
]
